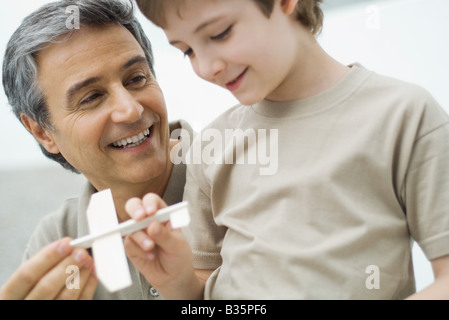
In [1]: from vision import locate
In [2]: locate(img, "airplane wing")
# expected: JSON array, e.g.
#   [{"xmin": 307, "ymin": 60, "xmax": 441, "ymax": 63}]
[{"xmin": 86, "ymin": 189, "xmax": 132, "ymax": 292}]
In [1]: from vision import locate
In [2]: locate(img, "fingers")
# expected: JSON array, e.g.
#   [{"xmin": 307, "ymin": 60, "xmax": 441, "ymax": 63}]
[
  {"xmin": 126, "ymin": 219, "xmax": 185, "ymax": 261},
  {"xmin": 147, "ymin": 220, "xmax": 169, "ymax": 250},
  {"xmin": 127, "ymin": 230, "xmax": 155, "ymax": 253},
  {"xmin": 125, "ymin": 197, "xmax": 146, "ymax": 221},
  {"xmin": 0, "ymin": 238, "xmax": 73, "ymax": 299},
  {"xmin": 0, "ymin": 238, "xmax": 96, "ymax": 300},
  {"xmin": 124, "ymin": 235, "xmax": 147, "ymax": 259},
  {"xmin": 146, "ymin": 221, "xmax": 186, "ymax": 254},
  {"xmin": 77, "ymin": 270, "xmax": 98, "ymax": 300},
  {"xmin": 55, "ymin": 262, "xmax": 97, "ymax": 300},
  {"xmin": 124, "ymin": 221, "xmax": 162, "ymax": 260},
  {"xmin": 25, "ymin": 247, "xmax": 94, "ymax": 300},
  {"xmin": 126, "ymin": 193, "xmax": 168, "ymax": 253},
  {"xmin": 126, "ymin": 193, "xmax": 167, "ymax": 220}
]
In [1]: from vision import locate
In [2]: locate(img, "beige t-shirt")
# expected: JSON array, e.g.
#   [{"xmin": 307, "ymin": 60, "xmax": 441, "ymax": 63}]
[{"xmin": 183, "ymin": 64, "xmax": 449, "ymax": 299}]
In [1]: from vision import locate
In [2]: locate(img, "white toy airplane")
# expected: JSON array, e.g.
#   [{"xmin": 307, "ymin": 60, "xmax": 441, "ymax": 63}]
[{"xmin": 69, "ymin": 189, "xmax": 190, "ymax": 292}]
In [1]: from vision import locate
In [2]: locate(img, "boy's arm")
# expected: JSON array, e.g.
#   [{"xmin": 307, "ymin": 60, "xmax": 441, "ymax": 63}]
[
  {"xmin": 406, "ymin": 254, "xmax": 449, "ymax": 300},
  {"xmin": 124, "ymin": 193, "xmax": 209, "ymax": 299}
]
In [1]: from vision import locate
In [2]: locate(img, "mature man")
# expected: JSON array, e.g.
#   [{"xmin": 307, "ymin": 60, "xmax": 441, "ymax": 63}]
[{"xmin": 0, "ymin": 0, "xmax": 192, "ymax": 299}]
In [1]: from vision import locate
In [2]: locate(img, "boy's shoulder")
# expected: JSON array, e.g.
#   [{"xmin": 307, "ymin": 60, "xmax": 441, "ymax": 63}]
[
  {"xmin": 352, "ymin": 63, "xmax": 447, "ymax": 129},
  {"xmin": 203, "ymin": 102, "xmax": 248, "ymax": 131},
  {"xmin": 356, "ymin": 63, "xmax": 434, "ymax": 103}
]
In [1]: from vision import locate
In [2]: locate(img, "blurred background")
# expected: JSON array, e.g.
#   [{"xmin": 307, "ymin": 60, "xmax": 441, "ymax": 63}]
[{"xmin": 1, "ymin": 0, "xmax": 448, "ymax": 293}]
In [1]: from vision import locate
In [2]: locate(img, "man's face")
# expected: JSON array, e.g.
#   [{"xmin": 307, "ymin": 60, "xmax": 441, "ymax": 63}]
[{"xmin": 35, "ymin": 24, "xmax": 170, "ymax": 190}]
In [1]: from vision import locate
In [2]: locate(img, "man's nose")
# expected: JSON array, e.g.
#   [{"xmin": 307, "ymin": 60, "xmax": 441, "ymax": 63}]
[{"xmin": 110, "ymin": 86, "xmax": 143, "ymax": 124}]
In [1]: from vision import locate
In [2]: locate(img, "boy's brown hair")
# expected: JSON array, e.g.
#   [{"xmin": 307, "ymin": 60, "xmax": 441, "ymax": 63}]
[{"xmin": 136, "ymin": 0, "xmax": 324, "ymax": 36}]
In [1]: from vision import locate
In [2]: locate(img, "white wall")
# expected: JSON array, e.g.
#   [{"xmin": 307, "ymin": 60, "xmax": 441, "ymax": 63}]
[
  {"xmin": 2, "ymin": 0, "xmax": 448, "ymax": 292},
  {"xmin": 320, "ymin": 0, "xmax": 449, "ymax": 112}
]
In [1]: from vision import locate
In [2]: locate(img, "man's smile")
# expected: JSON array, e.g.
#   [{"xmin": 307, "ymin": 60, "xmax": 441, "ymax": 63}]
[{"xmin": 111, "ymin": 126, "xmax": 153, "ymax": 149}]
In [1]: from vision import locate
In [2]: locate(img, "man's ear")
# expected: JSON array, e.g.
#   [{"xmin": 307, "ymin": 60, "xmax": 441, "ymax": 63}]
[
  {"xmin": 20, "ymin": 113, "xmax": 60, "ymax": 154},
  {"xmin": 280, "ymin": 0, "xmax": 299, "ymax": 15}
]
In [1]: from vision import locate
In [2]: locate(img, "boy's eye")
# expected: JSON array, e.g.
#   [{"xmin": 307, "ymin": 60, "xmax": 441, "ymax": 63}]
[
  {"xmin": 211, "ymin": 25, "xmax": 233, "ymax": 41},
  {"xmin": 183, "ymin": 48, "xmax": 193, "ymax": 57},
  {"xmin": 181, "ymin": 25, "xmax": 233, "ymax": 58}
]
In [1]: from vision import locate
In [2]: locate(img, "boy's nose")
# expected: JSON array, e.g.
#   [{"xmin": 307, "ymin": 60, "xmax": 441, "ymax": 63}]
[{"xmin": 196, "ymin": 55, "xmax": 226, "ymax": 83}]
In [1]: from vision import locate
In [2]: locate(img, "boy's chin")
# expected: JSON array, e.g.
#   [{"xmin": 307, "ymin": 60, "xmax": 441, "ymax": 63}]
[{"xmin": 233, "ymin": 93, "xmax": 265, "ymax": 106}]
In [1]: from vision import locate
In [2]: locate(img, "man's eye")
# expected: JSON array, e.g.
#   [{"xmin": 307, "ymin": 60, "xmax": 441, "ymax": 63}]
[
  {"xmin": 211, "ymin": 25, "xmax": 233, "ymax": 41},
  {"xmin": 81, "ymin": 93, "xmax": 101, "ymax": 105},
  {"xmin": 128, "ymin": 75, "xmax": 147, "ymax": 86}
]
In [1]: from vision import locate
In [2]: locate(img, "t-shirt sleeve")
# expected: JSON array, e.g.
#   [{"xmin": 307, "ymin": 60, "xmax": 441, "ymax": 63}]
[
  {"xmin": 23, "ymin": 213, "xmax": 66, "ymax": 261},
  {"xmin": 182, "ymin": 150, "xmax": 227, "ymax": 270},
  {"xmin": 403, "ymin": 93, "xmax": 449, "ymax": 260},
  {"xmin": 23, "ymin": 199, "xmax": 78, "ymax": 262}
]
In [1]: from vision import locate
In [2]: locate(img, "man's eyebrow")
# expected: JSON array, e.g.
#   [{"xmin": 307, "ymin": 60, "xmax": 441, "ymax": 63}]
[
  {"xmin": 121, "ymin": 55, "xmax": 148, "ymax": 70},
  {"xmin": 66, "ymin": 77, "xmax": 101, "ymax": 105}
]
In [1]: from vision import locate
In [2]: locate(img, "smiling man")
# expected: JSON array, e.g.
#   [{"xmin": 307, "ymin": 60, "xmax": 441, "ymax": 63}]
[{"xmin": 0, "ymin": 0, "xmax": 192, "ymax": 299}]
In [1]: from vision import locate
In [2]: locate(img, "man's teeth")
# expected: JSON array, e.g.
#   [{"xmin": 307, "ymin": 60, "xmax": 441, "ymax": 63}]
[{"xmin": 112, "ymin": 128, "xmax": 150, "ymax": 148}]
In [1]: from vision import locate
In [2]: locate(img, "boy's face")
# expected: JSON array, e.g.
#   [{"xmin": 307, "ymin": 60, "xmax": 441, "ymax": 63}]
[{"xmin": 163, "ymin": 0, "xmax": 301, "ymax": 105}]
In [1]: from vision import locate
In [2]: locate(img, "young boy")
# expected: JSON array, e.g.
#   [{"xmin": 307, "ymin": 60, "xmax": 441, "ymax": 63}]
[{"xmin": 126, "ymin": 0, "xmax": 449, "ymax": 299}]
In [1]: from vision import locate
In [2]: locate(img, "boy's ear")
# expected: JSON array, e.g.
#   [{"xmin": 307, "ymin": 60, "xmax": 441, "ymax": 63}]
[
  {"xmin": 20, "ymin": 113, "xmax": 60, "ymax": 154},
  {"xmin": 280, "ymin": 0, "xmax": 299, "ymax": 15}
]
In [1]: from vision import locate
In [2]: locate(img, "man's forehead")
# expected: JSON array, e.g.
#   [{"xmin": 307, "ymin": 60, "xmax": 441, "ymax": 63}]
[
  {"xmin": 38, "ymin": 24, "xmax": 141, "ymax": 64},
  {"xmin": 35, "ymin": 23, "xmax": 147, "ymax": 105}
]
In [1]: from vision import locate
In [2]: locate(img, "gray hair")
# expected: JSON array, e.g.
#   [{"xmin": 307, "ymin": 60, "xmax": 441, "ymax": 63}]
[{"xmin": 2, "ymin": 0, "xmax": 155, "ymax": 173}]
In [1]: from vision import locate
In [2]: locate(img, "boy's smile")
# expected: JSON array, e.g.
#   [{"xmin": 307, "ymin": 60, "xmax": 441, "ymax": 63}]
[{"xmin": 225, "ymin": 67, "xmax": 248, "ymax": 92}]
